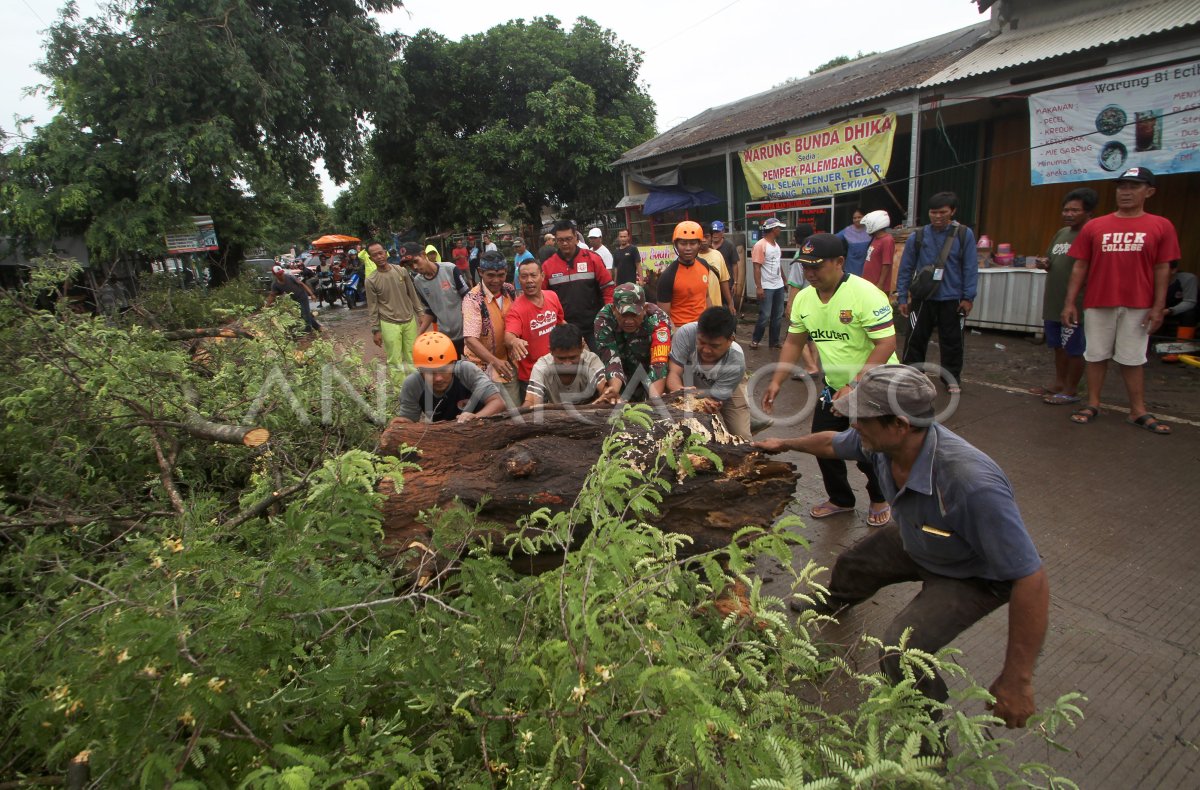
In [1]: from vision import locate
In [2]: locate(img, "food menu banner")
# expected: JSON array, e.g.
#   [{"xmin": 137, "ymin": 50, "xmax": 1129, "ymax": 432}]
[
  {"xmin": 739, "ymin": 113, "xmax": 896, "ymax": 200},
  {"xmin": 1028, "ymin": 63, "xmax": 1200, "ymax": 185}
]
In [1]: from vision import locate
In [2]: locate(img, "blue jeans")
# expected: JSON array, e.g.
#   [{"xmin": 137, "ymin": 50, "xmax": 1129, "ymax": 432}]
[
  {"xmin": 752, "ymin": 286, "xmax": 786, "ymax": 346},
  {"xmin": 293, "ymin": 295, "xmax": 321, "ymax": 332}
]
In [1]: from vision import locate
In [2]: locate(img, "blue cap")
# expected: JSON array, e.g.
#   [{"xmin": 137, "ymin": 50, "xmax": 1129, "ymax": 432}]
[{"xmin": 711, "ymin": 220, "xmax": 726, "ymax": 232}]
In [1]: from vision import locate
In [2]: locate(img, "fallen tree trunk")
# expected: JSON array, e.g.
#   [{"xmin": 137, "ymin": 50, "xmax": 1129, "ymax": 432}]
[
  {"xmin": 376, "ymin": 398, "xmax": 798, "ymax": 564},
  {"xmin": 161, "ymin": 327, "xmax": 255, "ymax": 340}
]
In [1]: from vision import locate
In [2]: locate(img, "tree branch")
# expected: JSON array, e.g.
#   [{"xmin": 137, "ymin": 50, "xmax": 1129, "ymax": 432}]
[
  {"xmin": 219, "ymin": 481, "xmax": 305, "ymax": 531},
  {"xmin": 227, "ymin": 711, "xmax": 269, "ymax": 751},
  {"xmin": 292, "ymin": 591, "xmax": 475, "ymax": 620},
  {"xmin": 587, "ymin": 724, "xmax": 642, "ymax": 788},
  {"xmin": 149, "ymin": 432, "xmax": 186, "ymax": 515}
]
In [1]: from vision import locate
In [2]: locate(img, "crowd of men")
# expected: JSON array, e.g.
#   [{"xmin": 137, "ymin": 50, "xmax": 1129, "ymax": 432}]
[
  {"xmin": 263, "ymin": 164, "xmax": 1187, "ymax": 738},
  {"xmin": 332, "ymin": 218, "xmax": 754, "ymax": 437}
]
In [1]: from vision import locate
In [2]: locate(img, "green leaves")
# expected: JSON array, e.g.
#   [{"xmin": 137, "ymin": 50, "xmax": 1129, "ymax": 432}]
[
  {"xmin": 337, "ymin": 16, "xmax": 656, "ymax": 235},
  {"xmin": 3, "ymin": 0, "xmax": 405, "ymax": 263},
  {"xmin": 0, "ymin": 286, "xmax": 1083, "ymax": 786}
]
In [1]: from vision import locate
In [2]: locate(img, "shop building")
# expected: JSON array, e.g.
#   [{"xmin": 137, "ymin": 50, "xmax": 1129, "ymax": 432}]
[{"xmin": 616, "ymin": 0, "xmax": 1200, "ymax": 325}]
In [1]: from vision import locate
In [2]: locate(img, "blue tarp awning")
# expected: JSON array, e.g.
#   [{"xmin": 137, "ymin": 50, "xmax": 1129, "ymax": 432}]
[{"xmin": 642, "ymin": 186, "xmax": 721, "ymax": 216}]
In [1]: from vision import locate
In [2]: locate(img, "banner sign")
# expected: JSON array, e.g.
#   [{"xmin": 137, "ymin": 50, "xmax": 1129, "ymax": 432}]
[
  {"xmin": 1028, "ymin": 62, "xmax": 1200, "ymax": 185},
  {"xmin": 746, "ymin": 199, "xmax": 834, "ymax": 233},
  {"xmin": 638, "ymin": 244, "xmax": 676, "ymax": 275},
  {"xmin": 738, "ymin": 113, "xmax": 896, "ymax": 200},
  {"xmin": 165, "ymin": 215, "xmax": 219, "ymax": 254}
]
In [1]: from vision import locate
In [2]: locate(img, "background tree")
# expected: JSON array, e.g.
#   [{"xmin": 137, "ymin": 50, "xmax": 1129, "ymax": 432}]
[
  {"xmin": 346, "ymin": 16, "xmax": 656, "ymax": 234},
  {"xmin": 0, "ymin": 0, "xmax": 408, "ymax": 282},
  {"xmin": 331, "ymin": 151, "xmax": 409, "ymax": 241},
  {"xmin": 809, "ymin": 50, "xmax": 878, "ymax": 75}
]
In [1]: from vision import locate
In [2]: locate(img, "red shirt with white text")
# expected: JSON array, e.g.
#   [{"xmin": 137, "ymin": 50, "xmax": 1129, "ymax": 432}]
[
  {"xmin": 504, "ymin": 291, "xmax": 566, "ymax": 381},
  {"xmin": 1068, "ymin": 212, "xmax": 1180, "ymax": 309}
]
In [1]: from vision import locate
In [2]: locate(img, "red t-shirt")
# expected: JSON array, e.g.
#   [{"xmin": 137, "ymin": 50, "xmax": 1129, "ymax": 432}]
[
  {"xmin": 451, "ymin": 245, "xmax": 469, "ymax": 271},
  {"xmin": 1068, "ymin": 212, "xmax": 1181, "ymax": 309},
  {"xmin": 504, "ymin": 290, "xmax": 566, "ymax": 381},
  {"xmin": 861, "ymin": 234, "xmax": 896, "ymax": 288}
]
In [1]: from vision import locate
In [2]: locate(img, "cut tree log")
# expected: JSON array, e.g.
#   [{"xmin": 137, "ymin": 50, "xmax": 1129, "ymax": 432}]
[
  {"xmin": 170, "ymin": 383, "xmax": 269, "ymax": 447},
  {"xmin": 376, "ymin": 397, "xmax": 799, "ymax": 564},
  {"xmin": 174, "ymin": 320, "xmax": 256, "ymax": 367},
  {"xmin": 178, "ymin": 414, "xmax": 269, "ymax": 447}
]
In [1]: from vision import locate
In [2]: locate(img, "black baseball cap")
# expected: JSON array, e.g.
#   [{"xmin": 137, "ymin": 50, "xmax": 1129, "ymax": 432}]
[
  {"xmin": 1115, "ymin": 166, "xmax": 1155, "ymax": 186},
  {"xmin": 793, "ymin": 232, "xmax": 846, "ymax": 265}
]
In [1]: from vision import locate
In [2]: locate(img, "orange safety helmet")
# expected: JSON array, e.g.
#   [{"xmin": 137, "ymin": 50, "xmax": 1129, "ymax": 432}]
[
  {"xmin": 673, "ymin": 220, "xmax": 704, "ymax": 241},
  {"xmin": 412, "ymin": 332, "xmax": 458, "ymax": 369}
]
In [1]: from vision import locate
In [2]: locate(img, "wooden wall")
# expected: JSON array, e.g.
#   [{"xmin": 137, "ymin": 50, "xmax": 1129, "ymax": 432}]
[{"xmin": 979, "ymin": 113, "xmax": 1200, "ymax": 274}]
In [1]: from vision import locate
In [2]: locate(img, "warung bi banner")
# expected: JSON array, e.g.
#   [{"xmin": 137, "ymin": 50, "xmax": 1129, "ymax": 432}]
[{"xmin": 1028, "ymin": 62, "xmax": 1200, "ymax": 185}]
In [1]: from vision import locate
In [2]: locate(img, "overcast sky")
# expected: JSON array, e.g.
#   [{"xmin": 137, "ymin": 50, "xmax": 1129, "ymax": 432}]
[{"xmin": 4, "ymin": 0, "xmax": 986, "ymax": 203}]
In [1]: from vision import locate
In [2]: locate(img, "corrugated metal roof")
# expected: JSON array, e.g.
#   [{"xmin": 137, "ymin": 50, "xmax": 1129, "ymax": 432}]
[
  {"xmin": 923, "ymin": 0, "xmax": 1200, "ymax": 86},
  {"xmin": 615, "ymin": 22, "xmax": 991, "ymax": 167}
]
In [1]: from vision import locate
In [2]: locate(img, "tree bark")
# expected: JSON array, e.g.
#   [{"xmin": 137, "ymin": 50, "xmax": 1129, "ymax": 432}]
[
  {"xmin": 377, "ymin": 399, "xmax": 798, "ymax": 563},
  {"xmin": 161, "ymin": 327, "xmax": 255, "ymax": 340}
]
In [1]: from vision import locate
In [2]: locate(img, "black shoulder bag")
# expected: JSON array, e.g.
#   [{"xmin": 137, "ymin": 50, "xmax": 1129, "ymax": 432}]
[{"xmin": 908, "ymin": 224, "xmax": 964, "ymax": 303}]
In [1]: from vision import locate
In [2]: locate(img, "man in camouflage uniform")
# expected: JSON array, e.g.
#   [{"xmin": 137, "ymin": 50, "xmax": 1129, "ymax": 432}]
[{"xmin": 594, "ymin": 283, "xmax": 672, "ymax": 402}]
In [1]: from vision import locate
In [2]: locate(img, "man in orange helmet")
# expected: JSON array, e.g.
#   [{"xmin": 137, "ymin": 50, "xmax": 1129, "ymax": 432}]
[
  {"xmin": 656, "ymin": 220, "xmax": 718, "ymax": 327},
  {"xmin": 396, "ymin": 332, "xmax": 508, "ymax": 423}
]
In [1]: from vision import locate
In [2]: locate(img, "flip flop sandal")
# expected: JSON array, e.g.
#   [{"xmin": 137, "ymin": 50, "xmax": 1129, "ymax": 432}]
[
  {"xmin": 1128, "ymin": 413, "xmax": 1171, "ymax": 435},
  {"xmin": 809, "ymin": 502, "xmax": 855, "ymax": 519},
  {"xmin": 867, "ymin": 504, "xmax": 892, "ymax": 527},
  {"xmin": 1070, "ymin": 406, "xmax": 1100, "ymax": 424},
  {"xmin": 1043, "ymin": 392, "xmax": 1081, "ymax": 405},
  {"xmin": 1028, "ymin": 385, "xmax": 1060, "ymax": 396}
]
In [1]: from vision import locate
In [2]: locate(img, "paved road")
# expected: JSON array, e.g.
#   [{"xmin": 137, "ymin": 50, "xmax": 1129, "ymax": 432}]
[
  {"xmin": 744, "ymin": 333, "xmax": 1199, "ymax": 788},
  {"xmin": 323, "ymin": 298, "xmax": 1200, "ymax": 784}
]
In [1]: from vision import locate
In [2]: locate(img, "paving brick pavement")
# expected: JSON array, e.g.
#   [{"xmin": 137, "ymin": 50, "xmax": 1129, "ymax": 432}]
[
  {"xmin": 327, "ymin": 298, "xmax": 1200, "ymax": 784},
  {"xmin": 744, "ymin": 334, "xmax": 1199, "ymax": 788}
]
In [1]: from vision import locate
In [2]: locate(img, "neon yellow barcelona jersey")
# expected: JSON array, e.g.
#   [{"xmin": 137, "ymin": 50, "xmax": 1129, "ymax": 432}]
[{"xmin": 789, "ymin": 274, "xmax": 898, "ymax": 389}]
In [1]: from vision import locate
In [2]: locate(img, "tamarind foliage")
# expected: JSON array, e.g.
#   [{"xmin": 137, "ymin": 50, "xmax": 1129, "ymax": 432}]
[{"xmin": 0, "ymin": 270, "xmax": 1082, "ymax": 787}]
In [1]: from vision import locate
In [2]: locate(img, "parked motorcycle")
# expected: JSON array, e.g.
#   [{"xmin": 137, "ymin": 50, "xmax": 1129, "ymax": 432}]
[
  {"xmin": 315, "ymin": 268, "xmax": 342, "ymax": 307},
  {"xmin": 342, "ymin": 270, "xmax": 364, "ymax": 309}
]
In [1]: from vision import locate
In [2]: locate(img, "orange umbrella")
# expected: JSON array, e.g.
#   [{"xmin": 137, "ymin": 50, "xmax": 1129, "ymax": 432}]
[{"xmin": 311, "ymin": 234, "xmax": 361, "ymax": 249}]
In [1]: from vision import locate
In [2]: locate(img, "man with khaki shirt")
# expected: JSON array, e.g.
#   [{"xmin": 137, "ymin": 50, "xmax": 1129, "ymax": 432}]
[{"xmin": 366, "ymin": 241, "xmax": 424, "ymax": 373}]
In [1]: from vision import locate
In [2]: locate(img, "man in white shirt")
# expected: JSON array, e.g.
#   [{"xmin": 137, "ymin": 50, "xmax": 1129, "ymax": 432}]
[
  {"xmin": 522, "ymin": 323, "xmax": 605, "ymax": 407},
  {"xmin": 751, "ymin": 217, "xmax": 787, "ymax": 349},
  {"xmin": 587, "ymin": 227, "xmax": 615, "ymax": 271}
]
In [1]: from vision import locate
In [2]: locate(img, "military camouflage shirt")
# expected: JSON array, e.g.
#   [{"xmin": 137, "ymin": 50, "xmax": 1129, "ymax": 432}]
[{"xmin": 593, "ymin": 304, "xmax": 672, "ymax": 383}]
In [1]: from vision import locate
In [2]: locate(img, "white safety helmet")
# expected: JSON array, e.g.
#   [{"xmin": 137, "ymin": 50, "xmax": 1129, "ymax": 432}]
[{"xmin": 862, "ymin": 210, "xmax": 892, "ymax": 235}]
